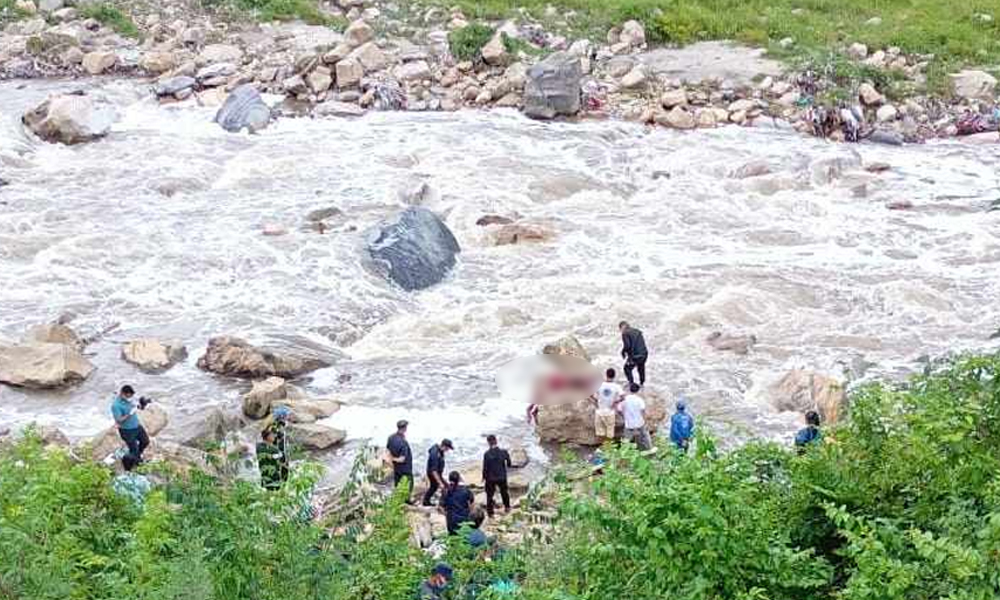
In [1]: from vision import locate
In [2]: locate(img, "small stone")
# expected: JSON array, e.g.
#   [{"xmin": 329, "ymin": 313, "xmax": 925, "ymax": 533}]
[
  {"xmin": 196, "ymin": 62, "xmax": 236, "ymax": 82},
  {"xmin": 482, "ymin": 32, "xmax": 507, "ymax": 66},
  {"xmin": 282, "ymin": 74, "xmax": 308, "ymax": 95},
  {"xmin": 140, "ymin": 51, "xmax": 176, "ymax": 74},
  {"xmin": 349, "ymin": 42, "xmax": 389, "ymax": 72},
  {"xmin": 335, "ymin": 58, "xmax": 363, "ymax": 88},
  {"xmin": 180, "ymin": 27, "xmax": 205, "ymax": 46},
  {"xmin": 695, "ymin": 108, "xmax": 717, "ymax": 128},
  {"xmin": 619, "ymin": 19, "xmax": 645, "ymax": 48},
  {"xmin": 313, "ymin": 101, "xmax": 364, "ymax": 117},
  {"xmin": 323, "ymin": 43, "xmax": 353, "ymax": 64},
  {"xmin": 82, "ymin": 51, "xmax": 117, "ymax": 75},
  {"xmin": 727, "ymin": 98, "xmax": 756, "ymax": 113},
  {"xmin": 62, "ymin": 46, "xmax": 84, "ymax": 65},
  {"xmin": 395, "ymin": 60, "xmax": 430, "ymax": 81},
  {"xmin": 344, "ymin": 19, "xmax": 373, "ymax": 48},
  {"xmin": 655, "ymin": 106, "xmax": 696, "ymax": 129},
  {"xmin": 847, "ymin": 42, "xmax": 868, "ymax": 59},
  {"xmin": 858, "ymin": 82, "xmax": 883, "ymax": 105},
  {"xmin": 865, "ymin": 16, "xmax": 882, "ymax": 26},
  {"xmin": 15, "ymin": 0, "xmax": 36, "ymax": 14},
  {"xmin": 777, "ymin": 90, "xmax": 801, "ymax": 106},
  {"xmin": 778, "ymin": 37, "xmax": 794, "ymax": 49},
  {"xmin": 307, "ymin": 66, "xmax": 332, "ymax": 94},
  {"xmin": 876, "ymin": 104, "xmax": 898, "ymax": 122},
  {"xmin": 198, "ymin": 44, "xmax": 243, "ymax": 67},
  {"xmin": 620, "ymin": 65, "xmax": 646, "ymax": 89},
  {"xmin": 660, "ymin": 88, "xmax": 687, "ymax": 108},
  {"xmin": 864, "ymin": 50, "xmax": 886, "ymax": 68}
]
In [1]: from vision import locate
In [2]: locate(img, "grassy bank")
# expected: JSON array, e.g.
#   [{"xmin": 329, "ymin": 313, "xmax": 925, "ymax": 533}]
[
  {"xmin": 443, "ymin": 0, "xmax": 1000, "ymax": 95},
  {"xmin": 2, "ymin": 353, "xmax": 999, "ymax": 599}
]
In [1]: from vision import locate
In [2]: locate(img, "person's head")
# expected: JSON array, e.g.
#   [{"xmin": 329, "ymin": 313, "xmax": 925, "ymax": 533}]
[
  {"xmin": 122, "ymin": 454, "xmax": 139, "ymax": 472},
  {"xmin": 618, "ymin": 321, "xmax": 629, "ymax": 332},
  {"xmin": 630, "ymin": 382, "xmax": 641, "ymax": 393},
  {"xmin": 805, "ymin": 410, "xmax": 821, "ymax": 427},
  {"xmin": 470, "ymin": 506, "xmax": 486, "ymax": 529},
  {"xmin": 119, "ymin": 385, "xmax": 135, "ymax": 399},
  {"xmin": 605, "ymin": 368, "xmax": 616, "ymax": 381},
  {"xmin": 396, "ymin": 419, "xmax": 408, "ymax": 434},
  {"xmin": 486, "ymin": 434, "xmax": 497, "ymax": 447},
  {"xmin": 676, "ymin": 400, "xmax": 687, "ymax": 412},
  {"xmin": 262, "ymin": 428, "xmax": 275, "ymax": 444},
  {"xmin": 272, "ymin": 406, "xmax": 291, "ymax": 423},
  {"xmin": 440, "ymin": 439, "xmax": 454, "ymax": 453},
  {"xmin": 448, "ymin": 470, "xmax": 461, "ymax": 486},
  {"xmin": 429, "ymin": 563, "xmax": 453, "ymax": 587}
]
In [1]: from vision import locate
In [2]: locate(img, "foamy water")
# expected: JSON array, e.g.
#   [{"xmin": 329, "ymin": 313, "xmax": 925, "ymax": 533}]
[{"xmin": 2, "ymin": 79, "xmax": 999, "ymax": 469}]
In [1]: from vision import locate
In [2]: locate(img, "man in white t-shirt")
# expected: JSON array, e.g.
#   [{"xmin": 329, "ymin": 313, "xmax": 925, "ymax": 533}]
[
  {"xmin": 592, "ymin": 368, "xmax": 623, "ymax": 441},
  {"xmin": 616, "ymin": 383, "xmax": 651, "ymax": 450}
]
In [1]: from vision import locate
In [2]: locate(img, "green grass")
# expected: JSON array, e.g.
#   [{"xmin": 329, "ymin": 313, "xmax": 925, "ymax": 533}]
[
  {"xmin": 204, "ymin": 0, "xmax": 342, "ymax": 27},
  {"xmin": 0, "ymin": 0, "xmax": 29, "ymax": 25},
  {"xmin": 438, "ymin": 0, "xmax": 1000, "ymax": 96},
  {"xmin": 79, "ymin": 3, "xmax": 141, "ymax": 38}
]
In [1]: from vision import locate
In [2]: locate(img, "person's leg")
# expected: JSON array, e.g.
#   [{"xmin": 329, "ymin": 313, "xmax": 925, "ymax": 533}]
[
  {"xmin": 638, "ymin": 428, "xmax": 652, "ymax": 451},
  {"xmin": 485, "ymin": 480, "xmax": 497, "ymax": 517},
  {"xmin": 636, "ymin": 357, "xmax": 646, "ymax": 386},
  {"xmin": 136, "ymin": 426, "xmax": 150, "ymax": 462},
  {"xmin": 422, "ymin": 476, "xmax": 439, "ymax": 506},
  {"xmin": 119, "ymin": 428, "xmax": 140, "ymax": 459},
  {"xmin": 624, "ymin": 360, "xmax": 635, "ymax": 386},
  {"xmin": 499, "ymin": 480, "xmax": 510, "ymax": 512}
]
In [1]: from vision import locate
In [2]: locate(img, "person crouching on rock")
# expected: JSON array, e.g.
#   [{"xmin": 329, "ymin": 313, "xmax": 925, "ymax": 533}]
[
  {"xmin": 422, "ymin": 438, "xmax": 453, "ymax": 506},
  {"xmin": 795, "ymin": 410, "xmax": 822, "ymax": 453},
  {"xmin": 440, "ymin": 470, "xmax": 474, "ymax": 535},
  {"xmin": 111, "ymin": 385, "xmax": 150, "ymax": 463},
  {"xmin": 257, "ymin": 428, "xmax": 289, "ymax": 490}
]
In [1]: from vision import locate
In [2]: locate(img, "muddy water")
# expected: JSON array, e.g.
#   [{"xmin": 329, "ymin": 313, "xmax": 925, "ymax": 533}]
[{"xmin": 1, "ymin": 79, "xmax": 999, "ymax": 471}]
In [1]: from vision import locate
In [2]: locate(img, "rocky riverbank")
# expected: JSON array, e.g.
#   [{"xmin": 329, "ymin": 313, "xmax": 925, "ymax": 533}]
[{"xmin": 3, "ymin": 0, "xmax": 998, "ymax": 144}]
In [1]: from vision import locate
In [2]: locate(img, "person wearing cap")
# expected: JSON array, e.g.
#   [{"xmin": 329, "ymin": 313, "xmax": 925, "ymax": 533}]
[
  {"xmin": 422, "ymin": 438, "xmax": 454, "ymax": 506},
  {"xmin": 417, "ymin": 563, "xmax": 453, "ymax": 600},
  {"xmin": 669, "ymin": 399, "xmax": 695, "ymax": 452},
  {"xmin": 386, "ymin": 420, "xmax": 413, "ymax": 492},
  {"xmin": 439, "ymin": 470, "xmax": 474, "ymax": 535}
]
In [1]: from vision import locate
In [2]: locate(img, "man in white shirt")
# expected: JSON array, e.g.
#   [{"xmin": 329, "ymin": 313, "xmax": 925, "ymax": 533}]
[
  {"xmin": 616, "ymin": 383, "xmax": 652, "ymax": 450},
  {"xmin": 592, "ymin": 368, "xmax": 622, "ymax": 442}
]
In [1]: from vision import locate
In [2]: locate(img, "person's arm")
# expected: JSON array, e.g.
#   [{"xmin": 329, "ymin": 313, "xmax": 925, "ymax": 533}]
[
  {"xmin": 504, "ymin": 450, "xmax": 511, "ymax": 468},
  {"xmin": 482, "ymin": 454, "xmax": 488, "ymax": 483},
  {"xmin": 621, "ymin": 331, "xmax": 631, "ymax": 358}
]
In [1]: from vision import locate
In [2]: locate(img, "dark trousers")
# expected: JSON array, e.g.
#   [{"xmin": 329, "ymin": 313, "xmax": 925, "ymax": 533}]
[
  {"xmin": 119, "ymin": 426, "xmax": 149, "ymax": 462},
  {"xmin": 422, "ymin": 474, "xmax": 441, "ymax": 506},
  {"xmin": 625, "ymin": 356, "xmax": 647, "ymax": 386},
  {"xmin": 485, "ymin": 479, "xmax": 510, "ymax": 516}
]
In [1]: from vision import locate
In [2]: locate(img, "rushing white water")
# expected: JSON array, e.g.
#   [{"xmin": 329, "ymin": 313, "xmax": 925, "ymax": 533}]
[{"xmin": 1, "ymin": 79, "xmax": 999, "ymax": 470}]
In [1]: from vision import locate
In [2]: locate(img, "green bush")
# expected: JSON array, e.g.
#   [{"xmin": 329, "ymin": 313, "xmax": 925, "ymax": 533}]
[
  {"xmin": 448, "ymin": 23, "xmax": 495, "ymax": 61},
  {"xmin": 78, "ymin": 3, "xmax": 141, "ymax": 39}
]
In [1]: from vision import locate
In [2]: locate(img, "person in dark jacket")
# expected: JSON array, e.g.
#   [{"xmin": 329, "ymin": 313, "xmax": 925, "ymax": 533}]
[
  {"xmin": 422, "ymin": 438, "xmax": 454, "ymax": 506},
  {"xmin": 416, "ymin": 563, "xmax": 453, "ymax": 600},
  {"xmin": 482, "ymin": 434, "xmax": 512, "ymax": 517},
  {"xmin": 619, "ymin": 321, "xmax": 649, "ymax": 387},
  {"xmin": 386, "ymin": 420, "xmax": 413, "ymax": 492},
  {"xmin": 794, "ymin": 410, "xmax": 822, "ymax": 452},
  {"xmin": 440, "ymin": 470, "xmax": 474, "ymax": 535}
]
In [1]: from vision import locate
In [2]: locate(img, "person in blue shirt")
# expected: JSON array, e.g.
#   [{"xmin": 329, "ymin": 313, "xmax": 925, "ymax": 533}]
[
  {"xmin": 669, "ymin": 400, "xmax": 695, "ymax": 452},
  {"xmin": 465, "ymin": 506, "xmax": 489, "ymax": 548},
  {"xmin": 111, "ymin": 385, "xmax": 149, "ymax": 463},
  {"xmin": 794, "ymin": 410, "xmax": 822, "ymax": 453},
  {"xmin": 439, "ymin": 470, "xmax": 474, "ymax": 535}
]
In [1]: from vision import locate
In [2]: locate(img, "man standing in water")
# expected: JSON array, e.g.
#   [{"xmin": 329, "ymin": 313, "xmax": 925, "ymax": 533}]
[
  {"xmin": 386, "ymin": 420, "xmax": 413, "ymax": 493},
  {"xmin": 110, "ymin": 385, "xmax": 150, "ymax": 463},
  {"xmin": 422, "ymin": 438, "xmax": 454, "ymax": 506},
  {"xmin": 619, "ymin": 321, "xmax": 649, "ymax": 388}
]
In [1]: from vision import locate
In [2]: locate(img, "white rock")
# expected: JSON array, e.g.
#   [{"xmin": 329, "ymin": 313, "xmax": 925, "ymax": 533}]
[
  {"xmin": 727, "ymin": 98, "xmax": 756, "ymax": 113},
  {"xmin": 620, "ymin": 65, "xmax": 646, "ymax": 88},
  {"xmin": 22, "ymin": 93, "xmax": 117, "ymax": 145},
  {"xmin": 140, "ymin": 51, "xmax": 176, "ymax": 74},
  {"xmin": 348, "ymin": 42, "xmax": 389, "ymax": 72},
  {"xmin": 313, "ymin": 101, "xmax": 364, "ymax": 117},
  {"xmin": 344, "ymin": 19, "xmax": 373, "ymax": 49},
  {"xmin": 660, "ymin": 88, "xmax": 687, "ymax": 108},
  {"xmin": 121, "ymin": 339, "xmax": 187, "ymax": 371},
  {"xmin": 82, "ymin": 51, "xmax": 116, "ymax": 75},
  {"xmin": 858, "ymin": 82, "xmax": 883, "ymax": 105},
  {"xmin": 395, "ymin": 60, "xmax": 430, "ymax": 81},
  {"xmin": 198, "ymin": 44, "xmax": 243, "ymax": 67},
  {"xmin": 876, "ymin": 104, "xmax": 898, "ymax": 122},
  {"xmin": 335, "ymin": 57, "xmax": 363, "ymax": 88},
  {"xmin": 949, "ymin": 70, "xmax": 997, "ymax": 100},
  {"xmin": 307, "ymin": 66, "xmax": 332, "ymax": 94},
  {"xmin": 847, "ymin": 43, "xmax": 868, "ymax": 59},
  {"xmin": 695, "ymin": 108, "xmax": 717, "ymax": 128},
  {"xmin": 481, "ymin": 32, "xmax": 507, "ymax": 66},
  {"xmin": 619, "ymin": 19, "xmax": 645, "ymax": 48},
  {"xmin": 568, "ymin": 39, "xmax": 591, "ymax": 57},
  {"xmin": 656, "ymin": 106, "xmax": 696, "ymax": 129}
]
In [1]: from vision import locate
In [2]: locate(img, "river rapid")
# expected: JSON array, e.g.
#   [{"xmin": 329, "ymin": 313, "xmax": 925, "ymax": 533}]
[{"xmin": 1, "ymin": 79, "xmax": 999, "ymax": 470}]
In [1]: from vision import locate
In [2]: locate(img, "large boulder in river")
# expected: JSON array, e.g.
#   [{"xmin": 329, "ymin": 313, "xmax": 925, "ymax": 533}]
[
  {"xmin": 0, "ymin": 341, "xmax": 95, "ymax": 388},
  {"xmin": 162, "ymin": 406, "xmax": 245, "ymax": 449},
  {"xmin": 121, "ymin": 339, "xmax": 188, "ymax": 372},
  {"xmin": 214, "ymin": 84, "xmax": 271, "ymax": 133},
  {"xmin": 287, "ymin": 422, "xmax": 346, "ymax": 450},
  {"xmin": 197, "ymin": 336, "xmax": 333, "ymax": 379},
  {"xmin": 523, "ymin": 51, "xmax": 581, "ymax": 120},
  {"xmin": 769, "ymin": 369, "xmax": 847, "ymax": 425},
  {"xmin": 24, "ymin": 323, "xmax": 83, "ymax": 349},
  {"xmin": 368, "ymin": 207, "xmax": 460, "ymax": 291},
  {"xmin": 541, "ymin": 335, "xmax": 590, "ymax": 362},
  {"xmin": 22, "ymin": 93, "xmax": 117, "ymax": 145}
]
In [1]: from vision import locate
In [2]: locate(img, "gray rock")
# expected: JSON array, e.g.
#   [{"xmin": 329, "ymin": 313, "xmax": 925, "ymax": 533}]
[
  {"xmin": 155, "ymin": 76, "xmax": 196, "ymax": 96},
  {"xmin": 523, "ymin": 51, "xmax": 581, "ymax": 120},
  {"xmin": 368, "ymin": 207, "xmax": 460, "ymax": 291},
  {"xmin": 214, "ymin": 84, "xmax": 271, "ymax": 133},
  {"xmin": 22, "ymin": 93, "xmax": 117, "ymax": 145},
  {"xmin": 196, "ymin": 62, "xmax": 236, "ymax": 82},
  {"xmin": 313, "ymin": 101, "xmax": 364, "ymax": 117},
  {"xmin": 867, "ymin": 129, "xmax": 904, "ymax": 146},
  {"xmin": 38, "ymin": 0, "xmax": 63, "ymax": 11},
  {"xmin": 949, "ymin": 70, "xmax": 997, "ymax": 100}
]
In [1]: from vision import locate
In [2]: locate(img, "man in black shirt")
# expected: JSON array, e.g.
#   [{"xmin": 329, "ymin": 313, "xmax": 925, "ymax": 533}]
[
  {"xmin": 440, "ymin": 470, "xmax": 474, "ymax": 535},
  {"xmin": 482, "ymin": 434, "xmax": 512, "ymax": 517},
  {"xmin": 422, "ymin": 438, "xmax": 454, "ymax": 506},
  {"xmin": 619, "ymin": 320, "xmax": 649, "ymax": 387},
  {"xmin": 386, "ymin": 420, "xmax": 413, "ymax": 494}
]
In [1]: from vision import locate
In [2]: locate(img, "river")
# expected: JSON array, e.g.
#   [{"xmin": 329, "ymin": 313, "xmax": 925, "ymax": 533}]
[{"xmin": 1, "ymin": 79, "xmax": 999, "ymax": 471}]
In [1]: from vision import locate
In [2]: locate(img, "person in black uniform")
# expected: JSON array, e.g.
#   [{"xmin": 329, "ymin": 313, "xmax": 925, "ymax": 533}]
[
  {"xmin": 619, "ymin": 321, "xmax": 649, "ymax": 387},
  {"xmin": 482, "ymin": 434, "xmax": 512, "ymax": 517},
  {"xmin": 439, "ymin": 471, "xmax": 474, "ymax": 535},
  {"xmin": 386, "ymin": 420, "xmax": 413, "ymax": 494},
  {"xmin": 422, "ymin": 438, "xmax": 454, "ymax": 506}
]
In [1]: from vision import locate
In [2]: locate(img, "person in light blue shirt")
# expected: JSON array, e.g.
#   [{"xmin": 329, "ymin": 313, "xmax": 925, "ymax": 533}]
[
  {"xmin": 669, "ymin": 400, "xmax": 695, "ymax": 452},
  {"xmin": 112, "ymin": 454, "xmax": 152, "ymax": 506},
  {"xmin": 111, "ymin": 385, "xmax": 149, "ymax": 463}
]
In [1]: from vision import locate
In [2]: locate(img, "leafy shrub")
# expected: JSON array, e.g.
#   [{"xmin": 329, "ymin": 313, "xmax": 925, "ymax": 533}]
[
  {"xmin": 79, "ymin": 3, "xmax": 141, "ymax": 39},
  {"xmin": 448, "ymin": 23, "xmax": 495, "ymax": 61}
]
